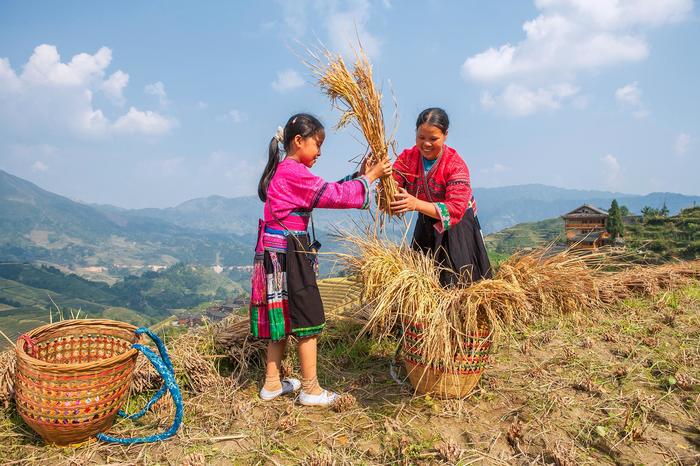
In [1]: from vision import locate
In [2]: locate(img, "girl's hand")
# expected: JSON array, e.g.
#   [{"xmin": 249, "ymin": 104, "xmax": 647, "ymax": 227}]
[
  {"xmin": 366, "ymin": 158, "xmax": 392, "ymax": 183},
  {"xmin": 390, "ymin": 188, "xmax": 417, "ymax": 214},
  {"xmin": 358, "ymin": 154, "xmax": 372, "ymax": 176}
]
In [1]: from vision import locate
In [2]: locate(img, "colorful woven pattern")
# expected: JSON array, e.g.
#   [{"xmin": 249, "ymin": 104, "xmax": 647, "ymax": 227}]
[
  {"xmin": 402, "ymin": 321, "xmax": 492, "ymax": 398},
  {"xmin": 14, "ymin": 320, "xmax": 141, "ymax": 445}
]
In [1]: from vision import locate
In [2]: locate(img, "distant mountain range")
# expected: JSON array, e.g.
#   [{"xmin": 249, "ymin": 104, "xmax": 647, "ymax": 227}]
[
  {"xmin": 1, "ymin": 169, "xmax": 699, "ymax": 275},
  {"xmin": 0, "ymin": 169, "xmax": 252, "ymax": 274}
]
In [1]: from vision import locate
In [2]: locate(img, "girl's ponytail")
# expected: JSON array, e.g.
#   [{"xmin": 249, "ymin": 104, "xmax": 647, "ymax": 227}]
[{"xmin": 258, "ymin": 137, "xmax": 280, "ymax": 202}]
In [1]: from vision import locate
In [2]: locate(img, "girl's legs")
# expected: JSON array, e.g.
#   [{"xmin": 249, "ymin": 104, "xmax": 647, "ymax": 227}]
[
  {"xmin": 263, "ymin": 337, "xmax": 287, "ymax": 392},
  {"xmin": 298, "ymin": 335, "xmax": 323, "ymax": 395}
]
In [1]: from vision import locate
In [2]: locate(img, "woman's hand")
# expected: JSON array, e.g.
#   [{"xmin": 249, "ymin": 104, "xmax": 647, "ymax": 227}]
[
  {"xmin": 390, "ymin": 188, "xmax": 418, "ymax": 214},
  {"xmin": 365, "ymin": 158, "xmax": 392, "ymax": 183}
]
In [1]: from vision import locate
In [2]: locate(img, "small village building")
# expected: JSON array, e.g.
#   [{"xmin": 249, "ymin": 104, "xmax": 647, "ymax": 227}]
[{"xmin": 561, "ymin": 204, "xmax": 610, "ymax": 249}]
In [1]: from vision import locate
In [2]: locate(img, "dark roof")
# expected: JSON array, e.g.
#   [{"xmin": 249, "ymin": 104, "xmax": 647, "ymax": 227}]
[{"xmin": 562, "ymin": 204, "xmax": 609, "ymax": 218}]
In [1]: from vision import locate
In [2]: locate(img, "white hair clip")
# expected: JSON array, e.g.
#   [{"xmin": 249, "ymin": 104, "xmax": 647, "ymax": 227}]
[{"xmin": 273, "ymin": 126, "xmax": 284, "ymax": 144}]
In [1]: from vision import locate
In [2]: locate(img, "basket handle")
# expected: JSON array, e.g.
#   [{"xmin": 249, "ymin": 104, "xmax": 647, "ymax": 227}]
[{"xmin": 96, "ymin": 327, "xmax": 183, "ymax": 444}]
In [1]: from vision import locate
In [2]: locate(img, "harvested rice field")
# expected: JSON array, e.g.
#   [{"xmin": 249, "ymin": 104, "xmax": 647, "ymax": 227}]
[{"xmin": 0, "ymin": 274, "xmax": 698, "ymax": 465}]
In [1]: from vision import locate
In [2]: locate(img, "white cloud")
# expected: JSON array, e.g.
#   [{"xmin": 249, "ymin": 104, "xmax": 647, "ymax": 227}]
[
  {"xmin": 675, "ymin": 132, "xmax": 691, "ymax": 155},
  {"xmin": 227, "ymin": 109, "xmax": 246, "ymax": 123},
  {"xmin": 483, "ymin": 83, "xmax": 580, "ymax": 116},
  {"xmin": 20, "ymin": 44, "xmax": 112, "ymax": 87},
  {"xmin": 197, "ymin": 101, "xmax": 208, "ymax": 109},
  {"xmin": 462, "ymin": 0, "xmax": 692, "ymax": 116},
  {"xmin": 0, "ymin": 58, "xmax": 21, "ymax": 94},
  {"xmin": 601, "ymin": 153, "xmax": 621, "ymax": 186},
  {"xmin": 100, "ymin": 70, "xmax": 129, "ymax": 106},
  {"xmin": 615, "ymin": 81, "xmax": 649, "ymax": 118},
  {"xmin": 277, "ymin": 0, "xmax": 381, "ymax": 58},
  {"xmin": 271, "ymin": 69, "xmax": 305, "ymax": 92},
  {"xmin": 145, "ymin": 81, "xmax": 169, "ymax": 108},
  {"xmin": 0, "ymin": 44, "xmax": 176, "ymax": 139},
  {"xmin": 324, "ymin": 0, "xmax": 381, "ymax": 59},
  {"xmin": 480, "ymin": 163, "xmax": 509, "ymax": 174},
  {"xmin": 480, "ymin": 91, "xmax": 496, "ymax": 109},
  {"xmin": 32, "ymin": 160, "xmax": 48, "ymax": 172},
  {"xmin": 112, "ymin": 107, "xmax": 178, "ymax": 135}
]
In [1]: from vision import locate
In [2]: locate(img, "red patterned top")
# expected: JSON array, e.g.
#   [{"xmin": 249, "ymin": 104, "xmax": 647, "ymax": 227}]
[{"xmin": 392, "ymin": 145, "xmax": 476, "ymax": 233}]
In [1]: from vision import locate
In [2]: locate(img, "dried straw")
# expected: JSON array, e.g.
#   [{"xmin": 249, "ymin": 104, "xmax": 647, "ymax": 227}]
[
  {"xmin": 305, "ymin": 45, "xmax": 399, "ymax": 217},
  {"xmin": 0, "ymin": 350, "xmax": 15, "ymax": 408}
]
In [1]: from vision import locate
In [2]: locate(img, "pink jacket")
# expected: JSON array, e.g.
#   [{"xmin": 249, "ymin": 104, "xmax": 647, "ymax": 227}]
[{"xmin": 258, "ymin": 158, "xmax": 370, "ymax": 251}]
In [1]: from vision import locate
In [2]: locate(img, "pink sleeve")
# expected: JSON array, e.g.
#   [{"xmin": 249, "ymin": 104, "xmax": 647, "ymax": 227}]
[
  {"xmin": 283, "ymin": 164, "xmax": 370, "ymax": 210},
  {"xmin": 312, "ymin": 175, "xmax": 370, "ymax": 210}
]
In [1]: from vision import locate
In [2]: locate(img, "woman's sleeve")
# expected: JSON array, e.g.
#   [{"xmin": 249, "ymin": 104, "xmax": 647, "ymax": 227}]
[{"xmin": 434, "ymin": 158, "xmax": 473, "ymax": 233}]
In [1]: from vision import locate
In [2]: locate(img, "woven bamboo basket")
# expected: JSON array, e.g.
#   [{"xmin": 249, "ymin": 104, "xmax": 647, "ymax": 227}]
[
  {"xmin": 14, "ymin": 319, "xmax": 141, "ymax": 445},
  {"xmin": 402, "ymin": 321, "xmax": 492, "ymax": 399}
]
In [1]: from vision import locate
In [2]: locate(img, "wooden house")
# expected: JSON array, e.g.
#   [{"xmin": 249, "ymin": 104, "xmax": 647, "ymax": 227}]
[{"xmin": 561, "ymin": 204, "xmax": 610, "ymax": 249}]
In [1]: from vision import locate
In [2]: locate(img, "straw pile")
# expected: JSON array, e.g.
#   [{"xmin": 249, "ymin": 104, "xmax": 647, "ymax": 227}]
[
  {"xmin": 0, "ymin": 350, "xmax": 14, "ymax": 408},
  {"xmin": 306, "ymin": 46, "xmax": 399, "ymax": 215},
  {"xmin": 341, "ymin": 237, "xmax": 700, "ymax": 373},
  {"xmin": 342, "ymin": 235, "xmax": 529, "ymax": 371},
  {"xmin": 496, "ymin": 249, "xmax": 603, "ymax": 320},
  {"xmin": 596, "ymin": 260, "xmax": 700, "ymax": 303}
]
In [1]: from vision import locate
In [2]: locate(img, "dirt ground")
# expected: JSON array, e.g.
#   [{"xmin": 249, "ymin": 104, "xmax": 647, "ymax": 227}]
[{"xmin": 0, "ymin": 284, "xmax": 698, "ymax": 465}]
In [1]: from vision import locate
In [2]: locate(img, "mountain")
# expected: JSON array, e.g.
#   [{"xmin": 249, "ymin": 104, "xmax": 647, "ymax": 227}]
[
  {"xmin": 95, "ymin": 183, "xmax": 700, "ymax": 237},
  {"xmin": 0, "ymin": 169, "xmax": 251, "ymax": 273},
  {"xmin": 2, "ymin": 169, "xmax": 699, "ymax": 276},
  {"xmin": 473, "ymin": 184, "xmax": 700, "ymax": 234}
]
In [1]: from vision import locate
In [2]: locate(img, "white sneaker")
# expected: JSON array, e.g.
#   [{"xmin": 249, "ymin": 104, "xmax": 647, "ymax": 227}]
[
  {"xmin": 297, "ymin": 389, "xmax": 339, "ymax": 407},
  {"xmin": 259, "ymin": 378, "xmax": 301, "ymax": 401}
]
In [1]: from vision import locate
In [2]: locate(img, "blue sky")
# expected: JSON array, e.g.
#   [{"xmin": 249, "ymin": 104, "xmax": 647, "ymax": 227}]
[{"xmin": 1, "ymin": 0, "xmax": 698, "ymax": 208}]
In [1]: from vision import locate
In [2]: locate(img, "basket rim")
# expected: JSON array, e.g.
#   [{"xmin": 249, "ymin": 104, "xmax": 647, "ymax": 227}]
[{"xmin": 15, "ymin": 319, "xmax": 140, "ymax": 372}]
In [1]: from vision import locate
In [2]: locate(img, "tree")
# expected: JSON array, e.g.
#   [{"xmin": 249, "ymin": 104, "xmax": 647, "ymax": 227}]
[
  {"xmin": 619, "ymin": 205, "xmax": 630, "ymax": 217},
  {"xmin": 606, "ymin": 199, "xmax": 624, "ymax": 239},
  {"xmin": 660, "ymin": 201, "xmax": 669, "ymax": 217},
  {"xmin": 641, "ymin": 206, "xmax": 660, "ymax": 219}
]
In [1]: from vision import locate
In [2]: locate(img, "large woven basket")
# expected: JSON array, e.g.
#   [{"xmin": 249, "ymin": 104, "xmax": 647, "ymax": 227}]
[
  {"xmin": 14, "ymin": 319, "xmax": 142, "ymax": 445},
  {"xmin": 402, "ymin": 321, "xmax": 492, "ymax": 399}
]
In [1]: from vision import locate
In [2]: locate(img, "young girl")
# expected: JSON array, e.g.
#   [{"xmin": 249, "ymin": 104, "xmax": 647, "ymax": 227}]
[
  {"xmin": 250, "ymin": 113, "xmax": 391, "ymax": 406},
  {"xmin": 390, "ymin": 108, "xmax": 492, "ymax": 286}
]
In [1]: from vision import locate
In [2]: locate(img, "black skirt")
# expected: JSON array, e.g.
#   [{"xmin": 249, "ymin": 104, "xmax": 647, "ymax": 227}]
[
  {"xmin": 253, "ymin": 234, "xmax": 325, "ymax": 340},
  {"xmin": 412, "ymin": 209, "xmax": 493, "ymax": 286}
]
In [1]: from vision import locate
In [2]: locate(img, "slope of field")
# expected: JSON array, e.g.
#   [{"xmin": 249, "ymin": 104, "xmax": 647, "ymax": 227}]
[
  {"xmin": 0, "ymin": 277, "xmax": 161, "ymax": 348},
  {"xmin": 1, "ymin": 274, "xmax": 697, "ymax": 465},
  {"xmin": 625, "ymin": 206, "xmax": 700, "ymax": 262}
]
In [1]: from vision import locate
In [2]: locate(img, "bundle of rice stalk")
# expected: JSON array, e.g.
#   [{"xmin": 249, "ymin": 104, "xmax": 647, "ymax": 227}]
[
  {"xmin": 341, "ymin": 235, "xmax": 532, "ymax": 376},
  {"xmin": 495, "ymin": 249, "xmax": 603, "ymax": 321},
  {"xmin": 212, "ymin": 314, "xmax": 266, "ymax": 382},
  {"xmin": 130, "ymin": 329, "xmax": 224, "ymax": 395},
  {"xmin": 0, "ymin": 349, "xmax": 15, "ymax": 408},
  {"xmin": 596, "ymin": 260, "xmax": 700, "ymax": 303},
  {"xmin": 305, "ymin": 45, "xmax": 399, "ymax": 215}
]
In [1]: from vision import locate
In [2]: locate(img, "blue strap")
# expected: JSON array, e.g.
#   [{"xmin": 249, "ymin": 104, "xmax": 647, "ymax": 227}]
[
  {"xmin": 96, "ymin": 327, "xmax": 183, "ymax": 444},
  {"xmin": 117, "ymin": 328, "xmax": 174, "ymax": 420}
]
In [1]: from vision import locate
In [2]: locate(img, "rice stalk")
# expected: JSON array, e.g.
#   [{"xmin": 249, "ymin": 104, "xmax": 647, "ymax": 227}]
[{"xmin": 305, "ymin": 44, "xmax": 399, "ymax": 218}]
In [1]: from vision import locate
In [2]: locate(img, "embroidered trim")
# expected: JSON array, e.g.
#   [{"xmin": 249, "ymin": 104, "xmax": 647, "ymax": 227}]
[
  {"xmin": 292, "ymin": 323, "xmax": 326, "ymax": 338},
  {"xmin": 310, "ymin": 183, "xmax": 329, "ymax": 209},
  {"xmin": 338, "ymin": 172, "xmax": 358, "ymax": 183},
  {"xmin": 446, "ymin": 179, "xmax": 470, "ymax": 187},
  {"xmin": 436, "ymin": 202, "xmax": 450, "ymax": 231},
  {"xmin": 357, "ymin": 176, "xmax": 370, "ymax": 209}
]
